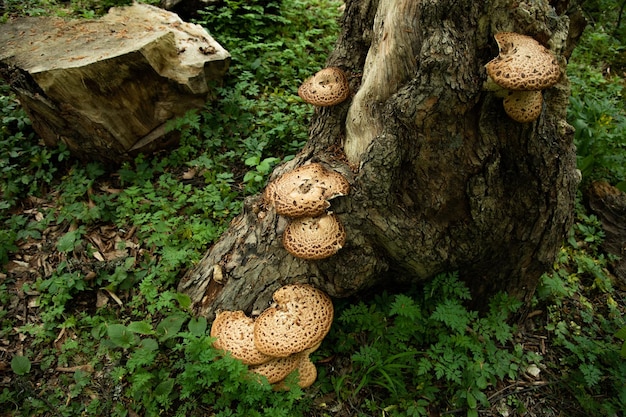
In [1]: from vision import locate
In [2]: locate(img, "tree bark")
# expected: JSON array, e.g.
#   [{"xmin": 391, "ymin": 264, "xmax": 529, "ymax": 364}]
[
  {"xmin": 178, "ymin": 0, "xmax": 581, "ymax": 319},
  {"xmin": 586, "ymin": 181, "xmax": 626, "ymax": 286}
]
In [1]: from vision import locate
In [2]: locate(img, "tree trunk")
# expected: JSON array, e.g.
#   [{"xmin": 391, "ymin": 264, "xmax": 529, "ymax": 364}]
[{"xmin": 178, "ymin": 0, "xmax": 582, "ymax": 319}]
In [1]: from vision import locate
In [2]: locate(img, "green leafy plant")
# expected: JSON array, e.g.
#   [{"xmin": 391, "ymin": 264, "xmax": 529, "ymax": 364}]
[
  {"xmin": 2, "ymin": 0, "xmax": 625, "ymax": 416},
  {"xmin": 567, "ymin": 8, "xmax": 626, "ymax": 189},
  {"xmin": 326, "ymin": 272, "xmax": 536, "ymax": 417},
  {"xmin": 536, "ymin": 203, "xmax": 626, "ymax": 416},
  {"xmin": 10, "ymin": 355, "xmax": 32, "ymax": 376}
]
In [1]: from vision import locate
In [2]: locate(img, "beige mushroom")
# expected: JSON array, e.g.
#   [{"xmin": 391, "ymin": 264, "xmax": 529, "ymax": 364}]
[
  {"xmin": 502, "ymin": 90, "xmax": 544, "ymax": 123},
  {"xmin": 282, "ymin": 213, "xmax": 346, "ymax": 260},
  {"xmin": 271, "ymin": 350, "xmax": 319, "ymax": 390},
  {"xmin": 210, "ymin": 310, "xmax": 275, "ymax": 365},
  {"xmin": 254, "ymin": 284, "xmax": 334, "ymax": 358},
  {"xmin": 298, "ymin": 67, "xmax": 350, "ymax": 106},
  {"xmin": 249, "ymin": 353, "xmax": 302, "ymax": 384},
  {"xmin": 485, "ymin": 32, "xmax": 561, "ymax": 122},
  {"xmin": 293, "ymin": 353, "xmax": 318, "ymax": 388},
  {"xmin": 264, "ymin": 163, "xmax": 350, "ymax": 218},
  {"xmin": 485, "ymin": 32, "xmax": 560, "ymax": 91}
]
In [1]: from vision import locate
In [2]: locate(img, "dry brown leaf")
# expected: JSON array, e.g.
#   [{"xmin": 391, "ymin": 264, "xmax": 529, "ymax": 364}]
[
  {"xmin": 96, "ymin": 290, "xmax": 109, "ymax": 308},
  {"xmin": 103, "ymin": 288, "xmax": 123, "ymax": 306},
  {"xmin": 182, "ymin": 168, "xmax": 197, "ymax": 180}
]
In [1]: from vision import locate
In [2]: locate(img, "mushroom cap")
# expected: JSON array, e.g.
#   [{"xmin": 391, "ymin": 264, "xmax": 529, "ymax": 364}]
[
  {"xmin": 249, "ymin": 353, "xmax": 302, "ymax": 384},
  {"xmin": 298, "ymin": 67, "xmax": 350, "ymax": 106},
  {"xmin": 485, "ymin": 32, "xmax": 560, "ymax": 90},
  {"xmin": 254, "ymin": 284, "xmax": 334, "ymax": 357},
  {"xmin": 210, "ymin": 310, "xmax": 275, "ymax": 365},
  {"xmin": 503, "ymin": 90, "xmax": 543, "ymax": 123},
  {"xmin": 271, "ymin": 353, "xmax": 318, "ymax": 390},
  {"xmin": 265, "ymin": 163, "xmax": 350, "ymax": 218},
  {"xmin": 282, "ymin": 213, "xmax": 346, "ymax": 260},
  {"xmin": 295, "ymin": 354, "xmax": 318, "ymax": 388}
]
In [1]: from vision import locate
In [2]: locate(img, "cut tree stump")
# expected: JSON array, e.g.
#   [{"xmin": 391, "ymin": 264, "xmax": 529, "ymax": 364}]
[{"xmin": 0, "ymin": 3, "xmax": 230, "ymax": 162}]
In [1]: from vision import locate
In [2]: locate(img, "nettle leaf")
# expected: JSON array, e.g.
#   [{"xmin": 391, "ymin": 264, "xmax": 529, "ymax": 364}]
[
  {"xmin": 108, "ymin": 323, "xmax": 136, "ymax": 349},
  {"xmin": 188, "ymin": 316, "xmax": 208, "ymax": 336},
  {"xmin": 157, "ymin": 314, "xmax": 187, "ymax": 342},
  {"xmin": 127, "ymin": 321, "xmax": 155, "ymax": 335},
  {"xmin": 56, "ymin": 229, "xmax": 82, "ymax": 252},
  {"xmin": 139, "ymin": 338, "xmax": 159, "ymax": 351},
  {"xmin": 154, "ymin": 377, "xmax": 175, "ymax": 398},
  {"xmin": 174, "ymin": 292, "xmax": 192, "ymax": 310},
  {"xmin": 11, "ymin": 355, "xmax": 31, "ymax": 375}
]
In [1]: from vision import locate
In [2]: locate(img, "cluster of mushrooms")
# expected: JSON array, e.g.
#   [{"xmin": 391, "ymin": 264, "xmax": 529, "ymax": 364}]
[
  {"xmin": 485, "ymin": 32, "xmax": 561, "ymax": 123},
  {"xmin": 259, "ymin": 67, "xmax": 352, "ymax": 260},
  {"xmin": 210, "ymin": 284, "xmax": 333, "ymax": 389},
  {"xmin": 264, "ymin": 162, "xmax": 350, "ymax": 260},
  {"xmin": 208, "ymin": 69, "xmax": 350, "ymax": 389}
]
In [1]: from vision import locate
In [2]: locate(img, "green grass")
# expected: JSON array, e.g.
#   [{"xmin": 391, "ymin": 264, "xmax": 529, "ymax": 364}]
[{"xmin": 1, "ymin": 0, "xmax": 626, "ymax": 416}]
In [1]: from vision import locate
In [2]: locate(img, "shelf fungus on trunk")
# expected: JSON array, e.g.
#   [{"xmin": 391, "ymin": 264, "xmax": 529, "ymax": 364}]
[
  {"xmin": 282, "ymin": 213, "xmax": 346, "ymax": 260},
  {"xmin": 264, "ymin": 163, "xmax": 350, "ymax": 218},
  {"xmin": 210, "ymin": 310, "xmax": 274, "ymax": 366},
  {"xmin": 209, "ymin": 284, "xmax": 334, "ymax": 389},
  {"xmin": 297, "ymin": 67, "xmax": 350, "ymax": 106},
  {"xmin": 484, "ymin": 32, "xmax": 561, "ymax": 123},
  {"xmin": 253, "ymin": 284, "xmax": 333, "ymax": 358},
  {"xmin": 264, "ymin": 162, "xmax": 350, "ymax": 260}
]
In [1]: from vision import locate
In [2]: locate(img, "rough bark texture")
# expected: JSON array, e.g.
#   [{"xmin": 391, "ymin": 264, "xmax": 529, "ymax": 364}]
[
  {"xmin": 178, "ymin": 0, "xmax": 581, "ymax": 319},
  {"xmin": 586, "ymin": 181, "xmax": 626, "ymax": 287},
  {"xmin": 0, "ymin": 3, "xmax": 230, "ymax": 162}
]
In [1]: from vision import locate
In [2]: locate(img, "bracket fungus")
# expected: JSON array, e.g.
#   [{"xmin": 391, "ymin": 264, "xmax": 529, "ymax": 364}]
[
  {"xmin": 485, "ymin": 32, "xmax": 561, "ymax": 123},
  {"xmin": 282, "ymin": 213, "xmax": 346, "ymax": 260},
  {"xmin": 209, "ymin": 284, "xmax": 333, "ymax": 389},
  {"xmin": 502, "ymin": 90, "xmax": 544, "ymax": 123},
  {"xmin": 248, "ymin": 353, "xmax": 302, "ymax": 384},
  {"xmin": 264, "ymin": 163, "xmax": 350, "ymax": 218},
  {"xmin": 210, "ymin": 310, "xmax": 274, "ymax": 365},
  {"xmin": 298, "ymin": 67, "xmax": 350, "ymax": 106},
  {"xmin": 253, "ymin": 284, "xmax": 334, "ymax": 358}
]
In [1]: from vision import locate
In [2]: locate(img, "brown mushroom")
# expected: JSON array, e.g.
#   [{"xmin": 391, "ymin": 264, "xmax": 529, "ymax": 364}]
[
  {"xmin": 485, "ymin": 32, "xmax": 560, "ymax": 91},
  {"xmin": 282, "ymin": 213, "xmax": 346, "ymax": 260},
  {"xmin": 264, "ymin": 163, "xmax": 350, "ymax": 218},
  {"xmin": 293, "ymin": 353, "xmax": 318, "ymax": 388},
  {"xmin": 485, "ymin": 32, "xmax": 561, "ymax": 122},
  {"xmin": 248, "ymin": 353, "xmax": 302, "ymax": 384},
  {"xmin": 271, "ymin": 350, "xmax": 319, "ymax": 390},
  {"xmin": 253, "ymin": 284, "xmax": 334, "ymax": 358},
  {"xmin": 502, "ymin": 90, "xmax": 543, "ymax": 123},
  {"xmin": 298, "ymin": 67, "xmax": 350, "ymax": 106},
  {"xmin": 210, "ymin": 310, "xmax": 275, "ymax": 366}
]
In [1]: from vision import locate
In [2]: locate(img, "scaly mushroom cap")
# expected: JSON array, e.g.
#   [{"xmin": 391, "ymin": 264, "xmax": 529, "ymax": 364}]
[
  {"xmin": 265, "ymin": 163, "xmax": 350, "ymax": 218},
  {"xmin": 272, "ymin": 352, "xmax": 319, "ymax": 390},
  {"xmin": 282, "ymin": 213, "xmax": 346, "ymax": 260},
  {"xmin": 210, "ymin": 311, "xmax": 275, "ymax": 365},
  {"xmin": 298, "ymin": 67, "xmax": 350, "ymax": 106},
  {"xmin": 503, "ymin": 90, "xmax": 544, "ymax": 123},
  {"xmin": 295, "ymin": 354, "xmax": 318, "ymax": 388},
  {"xmin": 485, "ymin": 32, "xmax": 560, "ymax": 91},
  {"xmin": 254, "ymin": 284, "xmax": 334, "ymax": 357},
  {"xmin": 249, "ymin": 353, "xmax": 302, "ymax": 384}
]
